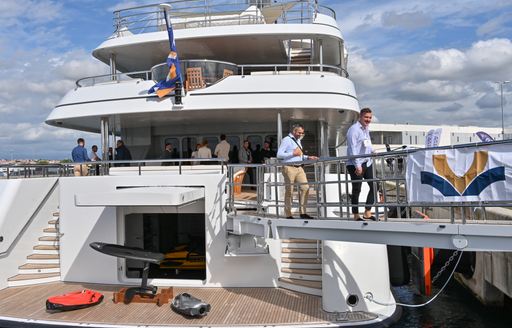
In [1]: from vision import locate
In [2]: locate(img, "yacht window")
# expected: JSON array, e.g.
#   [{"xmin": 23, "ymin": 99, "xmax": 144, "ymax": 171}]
[
  {"xmin": 226, "ymin": 136, "xmax": 240, "ymax": 150},
  {"xmin": 204, "ymin": 136, "xmax": 218, "ymax": 153},
  {"xmin": 247, "ymin": 135, "xmax": 263, "ymax": 152},
  {"xmin": 264, "ymin": 135, "xmax": 277, "ymax": 150},
  {"xmin": 164, "ymin": 138, "xmax": 180, "ymax": 158},
  {"xmin": 182, "ymin": 137, "xmax": 197, "ymax": 158}
]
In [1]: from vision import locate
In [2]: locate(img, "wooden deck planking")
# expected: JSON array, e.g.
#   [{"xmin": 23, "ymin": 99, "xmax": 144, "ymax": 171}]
[{"xmin": 0, "ymin": 282, "xmax": 351, "ymax": 326}]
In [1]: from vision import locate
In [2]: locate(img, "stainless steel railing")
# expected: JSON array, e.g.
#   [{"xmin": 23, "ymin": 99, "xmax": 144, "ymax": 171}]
[
  {"xmin": 0, "ymin": 158, "xmax": 227, "ymax": 179},
  {"xmin": 112, "ymin": 0, "xmax": 334, "ymax": 36},
  {"xmin": 226, "ymin": 140, "xmax": 512, "ymax": 225},
  {"xmin": 75, "ymin": 61, "xmax": 348, "ymax": 87}
]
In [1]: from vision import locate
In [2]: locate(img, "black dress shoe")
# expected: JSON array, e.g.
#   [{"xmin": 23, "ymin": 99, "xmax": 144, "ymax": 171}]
[
  {"xmin": 286, "ymin": 216, "xmax": 295, "ymax": 219},
  {"xmin": 300, "ymin": 214, "xmax": 314, "ymax": 219}
]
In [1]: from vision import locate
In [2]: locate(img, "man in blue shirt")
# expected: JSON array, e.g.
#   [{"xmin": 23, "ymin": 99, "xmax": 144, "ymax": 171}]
[
  {"xmin": 71, "ymin": 138, "xmax": 90, "ymax": 176},
  {"xmin": 346, "ymin": 108, "xmax": 377, "ymax": 221},
  {"xmin": 277, "ymin": 123, "xmax": 318, "ymax": 219}
]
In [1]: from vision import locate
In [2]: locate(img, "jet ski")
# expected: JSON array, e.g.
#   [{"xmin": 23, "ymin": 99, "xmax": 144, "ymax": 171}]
[
  {"xmin": 160, "ymin": 243, "xmax": 206, "ymax": 270},
  {"xmin": 171, "ymin": 293, "xmax": 211, "ymax": 317}
]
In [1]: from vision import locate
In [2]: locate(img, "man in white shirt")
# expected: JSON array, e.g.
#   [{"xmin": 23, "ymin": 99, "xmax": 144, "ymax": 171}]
[
  {"xmin": 214, "ymin": 134, "xmax": 230, "ymax": 162},
  {"xmin": 346, "ymin": 107, "xmax": 377, "ymax": 221},
  {"xmin": 277, "ymin": 124, "xmax": 318, "ymax": 219}
]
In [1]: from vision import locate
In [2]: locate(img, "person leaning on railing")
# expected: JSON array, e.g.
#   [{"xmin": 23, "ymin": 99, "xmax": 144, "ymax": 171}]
[{"xmin": 277, "ymin": 124, "xmax": 318, "ymax": 219}]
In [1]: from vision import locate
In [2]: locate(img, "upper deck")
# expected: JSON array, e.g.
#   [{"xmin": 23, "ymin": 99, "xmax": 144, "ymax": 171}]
[{"xmin": 93, "ymin": 0, "xmax": 345, "ymax": 72}]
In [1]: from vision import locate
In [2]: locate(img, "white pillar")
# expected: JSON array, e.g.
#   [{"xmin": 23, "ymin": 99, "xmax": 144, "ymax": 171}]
[
  {"xmin": 100, "ymin": 117, "xmax": 109, "ymax": 161},
  {"xmin": 110, "ymin": 54, "xmax": 117, "ymax": 81},
  {"xmin": 277, "ymin": 112, "xmax": 283, "ymax": 147}
]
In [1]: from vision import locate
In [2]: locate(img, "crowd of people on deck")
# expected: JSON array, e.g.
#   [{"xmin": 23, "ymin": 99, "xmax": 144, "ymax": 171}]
[
  {"xmin": 71, "ymin": 109, "xmax": 376, "ymax": 221},
  {"xmin": 70, "ymin": 133, "xmax": 277, "ymax": 174}
]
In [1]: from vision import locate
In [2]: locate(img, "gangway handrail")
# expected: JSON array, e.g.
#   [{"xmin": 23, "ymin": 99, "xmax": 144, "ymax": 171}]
[{"xmin": 226, "ymin": 140, "xmax": 512, "ymax": 226}]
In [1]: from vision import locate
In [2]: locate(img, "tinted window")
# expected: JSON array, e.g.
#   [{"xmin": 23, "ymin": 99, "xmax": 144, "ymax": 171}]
[{"xmin": 182, "ymin": 137, "xmax": 197, "ymax": 158}]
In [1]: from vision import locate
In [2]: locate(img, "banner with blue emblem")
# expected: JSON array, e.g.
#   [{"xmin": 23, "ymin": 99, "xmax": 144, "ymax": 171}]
[
  {"xmin": 406, "ymin": 143, "xmax": 512, "ymax": 202},
  {"xmin": 148, "ymin": 8, "xmax": 182, "ymax": 98}
]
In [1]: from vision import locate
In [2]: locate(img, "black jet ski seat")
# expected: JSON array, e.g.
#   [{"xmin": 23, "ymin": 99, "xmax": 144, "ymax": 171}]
[{"xmin": 90, "ymin": 242, "xmax": 165, "ymax": 304}]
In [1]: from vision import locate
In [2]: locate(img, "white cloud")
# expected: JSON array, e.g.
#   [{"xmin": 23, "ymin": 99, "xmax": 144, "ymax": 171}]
[
  {"xmin": 476, "ymin": 92, "xmax": 505, "ymax": 109},
  {"xmin": 395, "ymin": 80, "xmax": 470, "ymax": 102},
  {"xmin": 347, "ymin": 38, "xmax": 512, "ymax": 127},
  {"xmin": 477, "ymin": 12, "xmax": 512, "ymax": 37},
  {"xmin": 381, "ymin": 11, "xmax": 431, "ymax": 30}
]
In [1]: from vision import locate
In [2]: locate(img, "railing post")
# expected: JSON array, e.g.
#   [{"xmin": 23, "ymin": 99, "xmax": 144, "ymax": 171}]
[
  {"xmin": 344, "ymin": 163, "xmax": 350, "ymax": 219},
  {"xmin": 337, "ymin": 161, "xmax": 343, "ymax": 219},
  {"xmin": 257, "ymin": 166, "xmax": 263, "ymax": 215},
  {"xmin": 274, "ymin": 164, "xmax": 279, "ymax": 218},
  {"xmin": 138, "ymin": 163, "xmax": 141, "ymax": 176},
  {"xmin": 314, "ymin": 163, "xmax": 321, "ymax": 219},
  {"xmin": 372, "ymin": 162, "xmax": 379, "ymax": 221},
  {"xmin": 179, "ymin": 161, "xmax": 182, "ymax": 175}
]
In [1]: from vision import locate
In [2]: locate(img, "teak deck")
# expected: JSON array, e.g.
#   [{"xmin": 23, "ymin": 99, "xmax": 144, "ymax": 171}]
[{"xmin": 0, "ymin": 282, "xmax": 377, "ymax": 327}]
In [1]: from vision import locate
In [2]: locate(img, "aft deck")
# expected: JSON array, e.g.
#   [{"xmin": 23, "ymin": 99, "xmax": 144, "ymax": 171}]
[{"xmin": 0, "ymin": 283, "xmax": 377, "ymax": 327}]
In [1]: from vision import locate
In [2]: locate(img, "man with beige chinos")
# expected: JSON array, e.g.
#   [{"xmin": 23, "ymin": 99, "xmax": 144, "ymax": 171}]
[{"xmin": 277, "ymin": 124, "xmax": 318, "ymax": 219}]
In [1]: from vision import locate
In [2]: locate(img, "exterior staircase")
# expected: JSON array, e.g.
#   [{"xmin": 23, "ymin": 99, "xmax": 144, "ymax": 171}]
[
  {"xmin": 278, "ymin": 238, "xmax": 322, "ymax": 296},
  {"xmin": 7, "ymin": 212, "xmax": 61, "ymax": 287}
]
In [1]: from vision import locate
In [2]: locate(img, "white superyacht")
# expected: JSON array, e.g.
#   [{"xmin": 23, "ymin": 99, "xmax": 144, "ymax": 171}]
[{"xmin": 0, "ymin": 1, "xmax": 400, "ymax": 326}]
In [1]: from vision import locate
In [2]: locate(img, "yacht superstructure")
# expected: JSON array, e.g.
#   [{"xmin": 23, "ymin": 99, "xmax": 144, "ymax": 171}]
[{"xmin": 0, "ymin": 1, "xmax": 403, "ymax": 327}]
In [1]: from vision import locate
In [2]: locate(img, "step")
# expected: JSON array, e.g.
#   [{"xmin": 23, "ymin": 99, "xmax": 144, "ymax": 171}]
[
  {"xmin": 282, "ymin": 239, "xmax": 318, "ymax": 243},
  {"xmin": 33, "ymin": 245, "xmax": 59, "ymax": 255},
  {"xmin": 282, "ymin": 248, "xmax": 318, "ymax": 253},
  {"xmin": 281, "ymin": 258, "xmax": 322, "ymax": 269},
  {"xmin": 38, "ymin": 236, "xmax": 59, "ymax": 246},
  {"xmin": 27, "ymin": 254, "xmax": 60, "ymax": 264},
  {"xmin": 281, "ymin": 252, "xmax": 321, "ymax": 259},
  {"xmin": 7, "ymin": 273, "xmax": 60, "ymax": 287},
  {"xmin": 278, "ymin": 278, "xmax": 322, "ymax": 296},
  {"xmin": 281, "ymin": 258, "xmax": 322, "ymax": 264},
  {"xmin": 43, "ymin": 227, "xmax": 57, "ymax": 233},
  {"xmin": 19, "ymin": 263, "xmax": 60, "ymax": 274},
  {"xmin": 39, "ymin": 236, "xmax": 59, "ymax": 242},
  {"xmin": 281, "ymin": 268, "xmax": 321, "ymax": 275},
  {"xmin": 282, "ymin": 242, "xmax": 321, "ymax": 249},
  {"xmin": 280, "ymin": 268, "xmax": 322, "ymax": 282},
  {"xmin": 48, "ymin": 219, "xmax": 58, "ymax": 225},
  {"xmin": 52, "ymin": 212, "xmax": 60, "ymax": 217}
]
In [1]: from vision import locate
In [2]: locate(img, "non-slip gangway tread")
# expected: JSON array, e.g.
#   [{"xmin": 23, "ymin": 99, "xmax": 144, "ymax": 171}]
[
  {"xmin": 7, "ymin": 273, "xmax": 60, "ymax": 281},
  {"xmin": 278, "ymin": 277, "xmax": 322, "ymax": 289}
]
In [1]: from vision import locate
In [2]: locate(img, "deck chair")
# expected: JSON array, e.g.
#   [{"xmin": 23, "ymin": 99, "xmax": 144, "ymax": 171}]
[
  {"xmin": 185, "ymin": 67, "xmax": 206, "ymax": 91},
  {"xmin": 233, "ymin": 169, "xmax": 246, "ymax": 195},
  {"xmin": 223, "ymin": 69, "xmax": 234, "ymax": 77},
  {"xmin": 90, "ymin": 242, "xmax": 165, "ymax": 303}
]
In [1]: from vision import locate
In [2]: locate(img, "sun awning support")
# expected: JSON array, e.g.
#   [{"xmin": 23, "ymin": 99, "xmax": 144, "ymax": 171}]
[
  {"xmin": 277, "ymin": 112, "xmax": 283, "ymax": 147},
  {"xmin": 100, "ymin": 117, "xmax": 110, "ymax": 174}
]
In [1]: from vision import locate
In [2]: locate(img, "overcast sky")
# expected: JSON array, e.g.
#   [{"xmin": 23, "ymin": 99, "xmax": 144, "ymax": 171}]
[{"xmin": 0, "ymin": 0, "xmax": 511, "ymax": 159}]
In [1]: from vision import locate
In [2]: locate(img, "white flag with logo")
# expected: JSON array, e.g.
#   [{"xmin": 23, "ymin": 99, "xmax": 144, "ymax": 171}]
[{"xmin": 406, "ymin": 143, "xmax": 512, "ymax": 203}]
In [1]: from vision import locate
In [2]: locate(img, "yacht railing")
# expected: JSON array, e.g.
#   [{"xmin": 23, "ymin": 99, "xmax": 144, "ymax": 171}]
[
  {"xmin": 226, "ymin": 140, "xmax": 512, "ymax": 225},
  {"xmin": 75, "ymin": 61, "xmax": 348, "ymax": 87},
  {"xmin": 4, "ymin": 141, "xmax": 512, "ymax": 225},
  {"xmin": 0, "ymin": 159, "xmax": 227, "ymax": 179},
  {"xmin": 112, "ymin": 0, "xmax": 334, "ymax": 36}
]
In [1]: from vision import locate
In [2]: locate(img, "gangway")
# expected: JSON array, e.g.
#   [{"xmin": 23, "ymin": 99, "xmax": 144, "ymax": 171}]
[{"xmin": 227, "ymin": 140, "xmax": 512, "ymax": 252}]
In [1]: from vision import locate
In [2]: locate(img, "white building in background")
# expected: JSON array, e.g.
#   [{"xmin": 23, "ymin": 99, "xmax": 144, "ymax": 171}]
[{"xmin": 370, "ymin": 123, "xmax": 503, "ymax": 151}]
